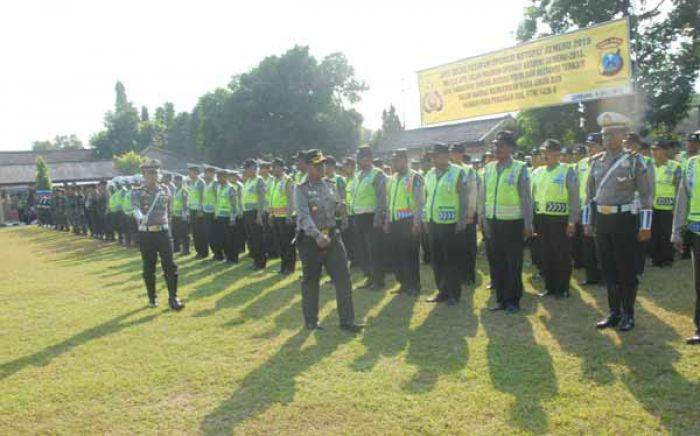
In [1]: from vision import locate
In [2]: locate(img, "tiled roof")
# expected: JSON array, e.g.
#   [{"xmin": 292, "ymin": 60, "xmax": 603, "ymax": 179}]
[
  {"xmin": 0, "ymin": 149, "xmax": 96, "ymax": 166},
  {"xmin": 0, "ymin": 160, "xmax": 119, "ymax": 187}
]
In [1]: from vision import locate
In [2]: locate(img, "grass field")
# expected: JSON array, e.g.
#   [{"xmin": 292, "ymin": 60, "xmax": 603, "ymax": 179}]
[{"xmin": 1, "ymin": 225, "xmax": 699, "ymax": 434}]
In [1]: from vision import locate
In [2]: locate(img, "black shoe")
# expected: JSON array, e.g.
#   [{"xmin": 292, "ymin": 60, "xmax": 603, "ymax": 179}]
[
  {"xmin": 596, "ymin": 315, "xmax": 620, "ymax": 329},
  {"xmin": 488, "ymin": 303, "xmax": 506, "ymax": 311},
  {"xmin": 340, "ymin": 323, "xmax": 365, "ymax": 333},
  {"xmin": 686, "ymin": 333, "xmax": 700, "ymax": 345},
  {"xmin": 169, "ymin": 297, "xmax": 185, "ymax": 311},
  {"xmin": 426, "ymin": 293, "xmax": 448, "ymax": 303},
  {"xmin": 579, "ymin": 279, "xmax": 600, "ymax": 286},
  {"xmin": 148, "ymin": 299, "xmax": 157, "ymax": 308},
  {"xmin": 505, "ymin": 305, "xmax": 520, "ymax": 314},
  {"xmin": 212, "ymin": 256, "xmax": 224, "ymax": 262},
  {"xmin": 446, "ymin": 297, "xmax": 458, "ymax": 306},
  {"xmin": 558, "ymin": 290, "xmax": 570, "ymax": 298},
  {"xmin": 537, "ymin": 291, "xmax": 556, "ymax": 297},
  {"xmin": 617, "ymin": 315, "xmax": 635, "ymax": 332},
  {"xmin": 306, "ymin": 322, "xmax": 324, "ymax": 331}
]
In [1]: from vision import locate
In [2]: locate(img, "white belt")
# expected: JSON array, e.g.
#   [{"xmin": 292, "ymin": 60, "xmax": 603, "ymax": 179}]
[
  {"xmin": 138, "ymin": 224, "xmax": 169, "ymax": 232},
  {"xmin": 596, "ymin": 204, "xmax": 634, "ymax": 215}
]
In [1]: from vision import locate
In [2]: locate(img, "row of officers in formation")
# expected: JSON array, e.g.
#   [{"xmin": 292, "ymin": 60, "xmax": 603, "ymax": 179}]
[{"xmin": 38, "ymin": 112, "xmax": 700, "ymax": 343}]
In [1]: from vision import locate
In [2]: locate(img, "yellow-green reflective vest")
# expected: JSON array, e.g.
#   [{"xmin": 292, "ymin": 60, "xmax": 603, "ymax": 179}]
[
  {"xmin": 654, "ymin": 160, "xmax": 679, "ymax": 211},
  {"xmin": 534, "ymin": 164, "xmax": 569, "ymax": 216},
  {"xmin": 242, "ymin": 176, "xmax": 261, "ymax": 211},
  {"xmin": 172, "ymin": 187, "xmax": 186, "ymax": 215},
  {"xmin": 484, "ymin": 159, "xmax": 526, "ymax": 220},
  {"xmin": 346, "ymin": 176, "xmax": 355, "ymax": 215},
  {"xmin": 294, "ymin": 172, "xmax": 307, "ymax": 185},
  {"xmin": 686, "ymin": 156, "xmax": 700, "ymax": 231},
  {"xmin": 216, "ymin": 183, "xmax": 234, "ymax": 217},
  {"xmin": 576, "ymin": 157, "xmax": 591, "ymax": 204},
  {"xmin": 424, "ymin": 164, "xmax": 462, "ymax": 224},
  {"xmin": 351, "ymin": 168, "xmax": 381, "ymax": 215},
  {"xmin": 189, "ymin": 179, "xmax": 202, "ymax": 210},
  {"xmin": 202, "ymin": 181, "xmax": 217, "ymax": 213},
  {"xmin": 121, "ymin": 189, "xmax": 133, "ymax": 214},
  {"xmin": 108, "ymin": 190, "xmax": 122, "ymax": 212},
  {"xmin": 388, "ymin": 170, "xmax": 418, "ymax": 221},
  {"xmin": 269, "ymin": 176, "xmax": 291, "ymax": 217},
  {"xmin": 263, "ymin": 176, "xmax": 273, "ymax": 204}
]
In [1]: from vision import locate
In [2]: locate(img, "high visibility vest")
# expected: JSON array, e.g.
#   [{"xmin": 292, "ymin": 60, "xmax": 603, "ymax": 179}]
[
  {"xmin": 351, "ymin": 167, "xmax": 381, "ymax": 215},
  {"xmin": 531, "ymin": 166, "xmax": 544, "ymax": 212},
  {"xmin": 242, "ymin": 176, "xmax": 261, "ymax": 211},
  {"xmin": 577, "ymin": 157, "xmax": 591, "ymax": 204},
  {"xmin": 108, "ymin": 190, "xmax": 122, "ymax": 212},
  {"xmin": 346, "ymin": 176, "xmax": 355, "ymax": 215},
  {"xmin": 216, "ymin": 183, "xmax": 234, "ymax": 217},
  {"xmin": 269, "ymin": 175, "xmax": 292, "ymax": 217},
  {"xmin": 484, "ymin": 159, "xmax": 526, "ymax": 220},
  {"xmin": 534, "ymin": 164, "xmax": 570, "ymax": 216},
  {"xmin": 294, "ymin": 172, "xmax": 307, "ymax": 185},
  {"xmin": 121, "ymin": 189, "xmax": 133, "ymax": 214},
  {"xmin": 424, "ymin": 164, "xmax": 462, "ymax": 224},
  {"xmin": 388, "ymin": 170, "xmax": 418, "ymax": 221},
  {"xmin": 172, "ymin": 187, "xmax": 186, "ymax": 215},
  {"xmin": 654, "ymin": 160, "xmax": 680, "ymax": 211},
  {"xmin": 202, "ymin": 181, "xmax": 217, "ymax": 213},
  {"xmin": 263, "ymin": 176, "xmax": 273, "ymax": 205},
  {"xmin": 189, "ymin": 179, "xmax": 202, "ymax": 210},
  {"xmin": 686, "ymin": 156, "xmax": 700, "ymax": 231}
]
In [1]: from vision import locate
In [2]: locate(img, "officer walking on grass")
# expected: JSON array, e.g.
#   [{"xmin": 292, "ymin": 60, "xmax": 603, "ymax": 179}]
[
  {"xmin": 295, "ymin": 149, "xmax": 363, "ymax": 333},
  {"xmin": 132, "ymin": 159, "xmax": 184, "ymax": 311}
]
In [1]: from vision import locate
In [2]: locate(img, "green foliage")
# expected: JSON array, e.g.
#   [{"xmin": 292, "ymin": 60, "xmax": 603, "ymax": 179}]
[
  {"xmin": 32, "ymin": 134, "xmax": 84, "ymax": 152},
  {"xmin": 516, "ymin": 104, "xmax": 584, "ymax": 150},
  {"xmin": 91, "ymin": 81, "xmax": 142, "ymax": 158},
  {"xmin": 113, "ymin": 151, "xmax": 146, "ymax": 175},
  {"xmin": 517, "ymin": 0, "xmax": 700, "ymax": 131},
  {"xmin": 370, "ymin": 105, "xmax": 404, "ymax": 149},
  {"xmin": 34, "ymin": 156, "xmax": 52, "ymax": 190}
]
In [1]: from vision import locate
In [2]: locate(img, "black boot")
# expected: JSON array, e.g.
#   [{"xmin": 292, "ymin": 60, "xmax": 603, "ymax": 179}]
[
  {"xmin": 144, "ymin": 275, "xmax": 157, "ymax": 308},
  {"xmin": 596, "ymin": 313, "xmax": 620, "ymax": 329},
  {"xmin": 165, "ymin": 274, "xmax": 184, "ymax": 311},
  {"xmin": 617, "ymin": 313, "xmax": 635, "ymax": 332}
]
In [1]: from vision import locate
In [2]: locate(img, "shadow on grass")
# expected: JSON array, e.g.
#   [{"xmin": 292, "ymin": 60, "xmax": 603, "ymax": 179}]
[{"xmin": 0, "ymin": 307, "xmax": 156, "ymax": 381}]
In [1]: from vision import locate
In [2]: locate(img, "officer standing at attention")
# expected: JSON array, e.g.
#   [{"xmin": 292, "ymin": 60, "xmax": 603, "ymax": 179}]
[
  {"xmin": 532, "ymin": 139, "xmax": 579, "ymax": 298},
  {"xmin": 649, "ymin": 140, "xmax": 681, "ymax": 267},
  {"xmin": 171, "ymin": 174, "xmax": 190, "ymax": 255},
  {"xmin": 295, "ymin": 149, "xmax": 363, "ymax": 333},
  {"xmin": 529, "ymin": 148, "xmax": 546, "ymax": 279},
  {"xmin": 577, "ymin": 134, "xmax": 603, "ymax": 286},
  {"xmin": 479, "ymin": 131, "xmax": 533, "ymax": 313},
  {"xmin": 242, "ymin": 159, "xmax": 268, "ymax": 270},
  {"xmin": 678, "ymin": 132, "xmax": 700, "ymax": 258},
  {"xmin": 201, "ymin": 165, "xmax": 218, "ymax": 259},
  {"xmin": 425, "ymin": 142, "xmax": 471, "ymax": 305},
  {"xmin": 131, "ymin": 159, "xmax": 184, "ymax": 311},
  {"xmin": 386, "ymin": 148, "xmax": 424, "ymax": 295},
  {"xmin": 342, "ymin": 157, "xmax": 359, "ymax": 267},
  {"xmin": 449, "ymin": 142, "xmax": 478, "ymax": 285},
  {"xmin": 670, "ymin": 131, "xmax": 700, "ymax": 345},
  {"xmin": 351, "ymin": 146, "xmax": 388, "ymax": 291},
  {"xmin": 584, "ymin": 113, "xmax": 652, "ymax": 332},
  {"xmin": 212, "ymin": 168, "xmax": 239, "ymax": 263},
  {"xmin": 187, "ymin": 164, "xmax": 207, "ymax": 258},
  {"xmin": 269, "ymin": 158, "xmax": 297, "ymax": 275}
]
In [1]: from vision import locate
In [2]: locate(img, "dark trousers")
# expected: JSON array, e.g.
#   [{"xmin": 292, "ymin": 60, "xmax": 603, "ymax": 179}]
[
  {"xmin": 342, "ymin": 216, "xmax": 357, "ymax": 264},
  {"xmin": 464, "ymin": 222, "xmax": 477, "ymax": 284},
  {"xmin": 531, "ymin": 215, "xmax": 544, "ymax": 275},
  {"xmin": 690, "ymin": 234, "xmax": 700, "ymax": 334},
  {"xmin": 571, "ymin": 223, "xmax": 584, "ymax": 268},
  {"xmin": 121, "ymin": 214, "xmax": 136, "ymax": 247},
  {"xmin": 191, "ymin": 212, "xmax": 207, "ymax": 257},
  {"xmin": 172, "ymin": 216, "xmax": 190, "ymax": 253},
  {"xmin": 273, "ymin": 217, "xmax": 296, "ymax": 273},
  {"xmin": 105, "ymin": 212, "xmax": 119, "ymax": 240},
  {"xmin": 235, "ymin": 216, "xmax": 246, "ymax": 254},
  {"xmin": 354, "ymin": 213, "xmax": 385, "ymax": 285},
  {"xmin": 203, "ymin": 212, "xmax": 216, "ymax": 255},
  {"xmin": 583, "ymin": 233, "xmax": 602, "ymax": 283},
  {"xmin": 243, "ymin": 210, "xmax": 266, "ymax": 268},
  {"xmin": 650, "ymin": 209, "xmax": 674, "ymax": 266},
  {"xmin": 212, "ymin": 216, "xmax": 238, "ymax": 262},
  {"xmin": 263, "ymin": 213, "xmax": 279, "ymax": 259},
  {"xmin": 539, "ymin": 215, "xmax": 572, "ymax": 295},
  {"xmin": 421, "ymin": 225, "xmax": 431, "ymax": 264},
  {"xmin": 595, "ymin": 213, "xmax": 639, "ymax": 317},
  {"xmin": 488, "ymin": 219, "xmax": 524, "ymax": 307},
  {"xmin": 138, "ymin": 230, "xmax": 178, "ymax": 299},
  {"xmin": 298, "ymin": 230, "xmax": 355, "ymax": 326},
  {"xmin": 428, "ymin": 222, "xmax": 462, "ymax": 301},
  {"xmin": 388, "ymin": 219, "xmax": 420, "ymax": 291}
]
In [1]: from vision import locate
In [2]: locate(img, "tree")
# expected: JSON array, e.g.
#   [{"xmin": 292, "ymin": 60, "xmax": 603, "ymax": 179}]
[
  {"xmin": 91, "ymin": 81, "xmax": 141, "ymax": 157},
  {"xmin": 34, "ymin": 156, "xmax": 52, "ymax": 190},
  {"xmin": 516, "ymin": 105, "xmax": 584, "ymax": 150},
  {"xmin": 370, "ymin": 104, "xmax": 404, "ymax": 149},
  {"xmin": 113, "ymin": 151, "xmax": 146, "ymax": 175},
  {"xmin": 32, "ymin": 134, "xmax": 84, "ymax": 151},
  {"xmin": 516, "ymin": 0, "xmax": 700, "ymax": 132}
]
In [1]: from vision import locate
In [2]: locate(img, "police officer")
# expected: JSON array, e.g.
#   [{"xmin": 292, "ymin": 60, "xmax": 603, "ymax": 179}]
[
  {"xmin": 259, "ymin": 161, "xmax": 278, "ymax": 259},
  {"xmin": 212, "ymin": 168, "xmax": 239, "ymax": 263},
  {"xmin": 671, "ymin": 133, "xmax": 700, "ymax": 345},
  {"xmin": 350, "ymin": 146, "xmax": 388, "ymax": 290},
  {"xmin": 187, "ymin": 164, "xmax": 207, "ymax": 258},
  {"xmin": 269, "ymin": 158, "xmax": 296, "ymax": 274},
  {"xmin": 131, "ymin": 159, "xmax": 184, "ymax": 311},
  {"xmin": 242, "ymin": 159, "xmax": 267, "ymax": 270},
  {"xmin": 201, "ymin": 165, "xmax": 218, "ymax": 259},
  {"xmin": 532, "ymin": 139, "xmax": 579, "ymax": 298},
  {"xmin": 450, "ymin": 142, "xmax": 478, "ymax": 285},
  {"xmin": 650, "ymin": 140, "xmax": 681, "ymax": 267},
  {"xmin": 342, "ymin": 156, "xmax": 359, "ymax": 267},
  {"xmin": 386, "ymin": 148, "xmax": 424, "ymax": 295},
  {"xmin": 107, "ymin": 181, "xmax": 122, "ymax": 241},
  {"xmin": 295, "ymin": 149, "xmax": 363, "ymax": 333},
  {"xmin": 584, "ymin": 113, "xmax": 652, "ymax": 332},
  {"xmin": 529, "ymin": 147, "xmax": 546, "ymax": 279},
  {"xmin": 577, "ymin": 133, "xmax": 603, "ymax": 285},
  {"xmin": 121, "ymin": 178, "xmax": 136, "ymax": 248},
  {"xmin": 679, "ymin": 132, "xmax": 700, "ymax": 258},
  {"xmin": 425, "ymin": 142, "xmax": 472, "ymax": 305},
  {"xmin": 171, "ymin": 174, "xmax": 190, "ymax": 255},
  {"xmin": 480, "ymin": 131, "xmax": 533, "ymax": 313}
]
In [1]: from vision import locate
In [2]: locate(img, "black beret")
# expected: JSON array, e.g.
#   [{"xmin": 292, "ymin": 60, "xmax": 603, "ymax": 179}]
[
  {"xmin": 575, "ymin": 145, "xmax": 587, "ymax": 154},
  {"xmin": 493, "ymin": 130, "xmax": 516, "ymax": 146},
  {"xmin": 357, "ymin": 146, "xmax": 373, "ymax": 159},
  {"xmin": 243, "ymin": 159, "xmax": 258, "ymax": 168},
  {"xmin": 450, "ymin": 143, "xmax": 465, "ymax": 153},
  {"xmin": 392, "ymin": 148, "xmax": 408, "ymax": 159},
  {"xmin": 304, "ymin": 149, "xmax": 327, "ymax": 165},
  {"xmin": 432, "ymin": 142, "xmax": 449, "ymax": 154},
  {"xmin": 586, "ymin": 133, "xmax": 603, "ymax": 145},
  {"xmin": 325, "ymin": 155, "xmax": 337, "ymax": 166}
]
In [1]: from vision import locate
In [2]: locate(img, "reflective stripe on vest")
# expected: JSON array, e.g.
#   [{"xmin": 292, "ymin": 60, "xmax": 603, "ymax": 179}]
[
  {"xmin": 242, "ymin": 177, "xmax": 261, "ymax": 211},
  {"xmin": 109, "ymin": 191, "xmax": 122, "ymax": 212},
  {"xmin": 424, "ymin": 164, "xmax": 462, "ymax": 224},
  {"xmin": 189, "ymin": 179, "xmax": 202, "ymax": 210},
  {"xmin": 351, "ymin": 168, "xmax": 380, "ymax": 215},
  {"xmin": 346, "ymin": 177, "xmax": 355, "ymax": 215},
  {"xmin": 654, "ymin": 160, "xmax": 679, "ymax": 211},
  {"xmin": 484, "ymin": 160, "xmax": 525, "ymax": 220},
  {"xmin": 172, "ymin": 187, "xmax": 186, "ymax": 215},
  {"xmin": 216, "ymin": 184, "xmax": 233, "ymax": 217},
  {"xmin": 202, "ymin": 181, "xmax": 217, "ymax": 213},
  {"xmin": 388, "ymin": 171, "xmax": 416, "ymax": 221},
  {"xmin": 269, "ymin": 176, "xmax": 291, "ymax": 217},
  {"xmin": 534, "ymin": 164, "xmax": 569, "ymax": 216}
]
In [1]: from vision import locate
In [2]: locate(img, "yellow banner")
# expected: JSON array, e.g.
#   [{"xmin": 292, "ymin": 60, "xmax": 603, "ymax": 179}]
[{"xmin": 418, "ymin": 18, "xmax": 633, "ymax": 125}]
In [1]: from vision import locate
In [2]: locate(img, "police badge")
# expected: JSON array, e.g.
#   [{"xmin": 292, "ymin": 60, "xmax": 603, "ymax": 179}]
[{"xmin": 596, "ymin": 37, "xmax": 625, "ymax": 77}]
